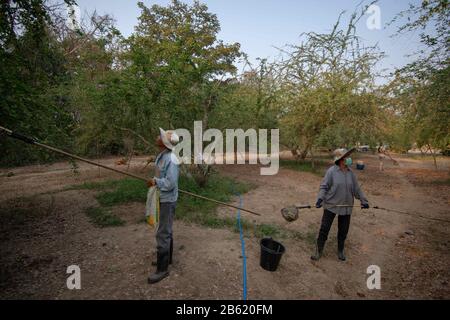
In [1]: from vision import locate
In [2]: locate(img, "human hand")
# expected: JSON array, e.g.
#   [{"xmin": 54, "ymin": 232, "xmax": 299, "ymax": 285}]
[
  {"xmin": 147, "ymin": 178, "xmax": 156, "ymax": 188},
  {"xmin": 315, "ymin": 199, "xmax": 323, "ymax": 208}
]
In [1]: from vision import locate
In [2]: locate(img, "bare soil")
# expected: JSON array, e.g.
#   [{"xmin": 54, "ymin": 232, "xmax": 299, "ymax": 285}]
[{"xmin": 0, "ymin": 154, "xmax": 449, "ymax": 299}]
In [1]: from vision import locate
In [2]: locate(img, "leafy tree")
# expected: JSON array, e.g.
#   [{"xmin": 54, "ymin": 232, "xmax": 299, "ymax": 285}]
[
  {"xmin": 390, "ymin": 0, "xmax": 449, "ymax": 78},
  {"xmin": 73, "ymin": 0, "xmax": 242, "ymax": 158},
  {"xmin": 209, "ymin": 58, "xmax": 279, "ymax": 131},
  {"xmin": 0, "ymin": 0, "xmax": 76, "ymax": 165},
  {"xmin": 123, "ymin": 0, "xmax": 241, "ymax": 129},
  {"xmin": 387, "ymin": 0, "xmax": 449, "ymax": 165},
  {"xmin": 274, "ymin": 7, "xmax": 385, "ymax": 159}
]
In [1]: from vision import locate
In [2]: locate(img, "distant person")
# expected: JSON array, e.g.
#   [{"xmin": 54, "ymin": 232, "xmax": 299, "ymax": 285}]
[
  {"xmin": 378, "ymin": 144, "xmax": 386, "ymax": 171},
  {"xmin": 147, "ymin": 128, "xmax": 180, "ymax": 284},
  {"xmin": 311, "ymin": 148, "xmax": 369, "ymax": 261}
]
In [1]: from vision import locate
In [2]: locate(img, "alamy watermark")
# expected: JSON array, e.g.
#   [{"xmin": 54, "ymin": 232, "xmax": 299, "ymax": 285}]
[
  {"xmin": 171, "ymin": 121, "xmax": 279, "ymax": 176},
  {"xmin": 366, "ymin": 265, "xmax": 381, "ymax": 290},
  {"xmin": 66, "ymin": 265, "xmax": 81, "ymax": 290},
  {"xmin": 366, "ymin": 4, "xmax": 381, "ymax": 30}
]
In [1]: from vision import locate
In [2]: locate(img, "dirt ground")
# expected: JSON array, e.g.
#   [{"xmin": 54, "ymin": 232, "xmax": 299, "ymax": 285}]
[{"xmin": 0, "ymin": 153, "xmax": 449, "ymax": 299}]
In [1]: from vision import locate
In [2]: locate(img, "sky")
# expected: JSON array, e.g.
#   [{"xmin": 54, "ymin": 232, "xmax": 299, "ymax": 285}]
[{"xmin": 72, "ymin": 0, "xmax": 425, "ymax": 78}]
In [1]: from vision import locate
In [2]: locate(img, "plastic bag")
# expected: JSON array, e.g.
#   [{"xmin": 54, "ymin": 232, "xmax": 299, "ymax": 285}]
[{"xmin": 145, "ymin": 186, "xmax": 160, "ymax": 229}]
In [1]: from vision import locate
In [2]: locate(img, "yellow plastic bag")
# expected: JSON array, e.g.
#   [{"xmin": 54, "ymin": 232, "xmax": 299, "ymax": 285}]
[{"xmin": 145, "ymin": 186, "xmax": 160, "ymax": 229}]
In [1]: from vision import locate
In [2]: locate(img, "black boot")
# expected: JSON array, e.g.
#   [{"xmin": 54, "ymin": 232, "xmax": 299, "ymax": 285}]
[
  {"xmin": 338, "ymin": 240, "xmax": 346, "ymax": 261},
  {"xmin": 148, "ymin": 251, "xmax": 170, "ymax": 284},
  {"xmin": 152, "ymin": 239, "xmax": 173, "ymax": 266},
  {"xmin": 310, "ymin": 240, "xmax": 325, "ymax": 261},
  {"xmin": 169, "ymin": 238, "xmax": 173, "ymax": 265}
]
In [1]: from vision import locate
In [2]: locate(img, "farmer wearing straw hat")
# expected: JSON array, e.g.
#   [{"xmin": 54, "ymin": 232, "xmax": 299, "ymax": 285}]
[
  {"xmin": 147, "ymin": 128, "xmax": 180, "ymax": 283},
  {"xmin": 311, "ymin": 148, "xmax": 369, "ymax": 261}
]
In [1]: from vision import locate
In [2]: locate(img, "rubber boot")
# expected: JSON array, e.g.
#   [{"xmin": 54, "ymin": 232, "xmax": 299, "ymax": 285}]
[
  {"xmin": 148, "ymin": 251, "xmax": 170, "ymax": 284},
  {"xmin": 169, "ymin": 238, "xmax": 173, "ymax": 265},
  {"xmin": 338, "ymin": 240, "xmax": 346, "ymax": 261},
  {"xmin": 152, "ymin": 239, "xmax": 173, "ymax": 266},
  {"xmin": 310, "ymin": 240, "xmax": 325, "ymax": 261}
]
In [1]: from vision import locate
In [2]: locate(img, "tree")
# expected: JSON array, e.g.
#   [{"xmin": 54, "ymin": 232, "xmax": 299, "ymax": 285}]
[
  {"xmin": 0, "ymin": 0, "xmax": 76, "ymax": 165},
  {"xmin": 209, "ymin": 58, "xmax": 279, "ymax": 131},
  {"xmin": 123, "ymin": 0, "xmax": 241, "ymax": 130},
  {"xmin": 390, "ymin": 0, "xmax": 449, "ymax": 78},
  {"xmin": 386, "ymin": 66, "xmax": 449, "ymax": 165},
  {"xmin": 274, "ymin": 7, "xmax": 386, "ymax": 159},
  {"xmin": 387, "ymin": 0, "xmax": 450, "ymax": 166}
]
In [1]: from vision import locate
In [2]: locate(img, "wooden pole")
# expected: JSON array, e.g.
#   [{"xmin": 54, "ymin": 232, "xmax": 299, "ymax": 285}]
[{"xmin": 0, "ymin": 126, "xmax": 262, "ymax": 216}]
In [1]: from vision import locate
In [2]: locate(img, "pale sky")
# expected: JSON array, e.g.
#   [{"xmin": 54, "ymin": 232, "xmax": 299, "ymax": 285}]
[{"xmin": 73, "ymin": 0, "xmax": 426, "ymax": 79}]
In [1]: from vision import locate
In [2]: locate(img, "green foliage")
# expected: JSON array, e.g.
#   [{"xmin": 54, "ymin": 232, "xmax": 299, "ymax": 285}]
[
  {"xmin": 386, "ymin": 63, "xmax": 449, "ymax": 155},
  {"xmin": 431, "ymin": 178, "xmax": 450, "ymax": 186},
  {"xmin": 272, "ymin": 6, "xmax": 386, "ymax": 158},
  {"xmin": 0, "ymin": 1, "xmax": 75, "ymax": 166},
  {"xmin": 85, "ymin": 207, "xmax": 125, "ymax": 227},
  {"xmin": 280, "ymin": 159, "xmax": 327, "ymax": 175},
  {"xmin": 95, "ymin": 179, "xmax": 148, "ymax": 206},
  {"xmin": 71, "ymin": 174, "xmax": 254, "ymax": 229},
  {"xmin": 1, "ymin": 1, "xmax": 241, "ymax": 166},
  {"xmin": 290, "ymin": 229, "xmax": 317, "ymax": 245},
  {"xmin": 73, "ymin": 0, "xmax": 242, "ymax": 157},
  {"xmin": 255, "ymin": 224, "xmax": 283, "ymax": 238},
  {"xmin": 391, "ymin": 0, "xmax": 449, "ymax": 78},
  {"xmin": 66, "ymin": 179, "xmax": 122, "ymax": 191},
  {"xmin": 209, "ymin": 59, "xmax": 279, "ymax": 131},
  {"xmin": 176, "ymin": 174, "xmax": 253, "ymax": 227},
  {"xmin": 70, "ymin": 174, "xmax": 316, "ymax": 240},
  {"xmin": 70, "ymin": 174, "xmax": 254, "ymax": 207},
  {"xmin": 1, "ymin": 0, "xmax": 447, "ymax": 169},
  {"xmin": 385, "ymin": 0, "xmax": 449, "ymax": 156}
]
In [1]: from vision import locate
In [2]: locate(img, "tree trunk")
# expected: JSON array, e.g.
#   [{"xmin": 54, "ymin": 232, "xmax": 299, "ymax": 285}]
[
  {"xmin": 427, "ymin": 144, "xmax": 438, "ymax": 170},
  {"xmin": 310, "ymin": 148, "xmax": 315, "ymax": 170},
  {"xmin": 299, "ymin": 145, "xmax": 309, "ymax": 160}
]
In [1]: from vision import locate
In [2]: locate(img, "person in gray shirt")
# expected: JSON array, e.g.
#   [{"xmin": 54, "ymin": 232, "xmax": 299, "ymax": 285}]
[
  {"xmin": 147, "ymin": 128, "xmax": 180, "ymax": 284},
  {"xmin": 311, "ymin": 148, "xmax": 369, "ymax": 261}
]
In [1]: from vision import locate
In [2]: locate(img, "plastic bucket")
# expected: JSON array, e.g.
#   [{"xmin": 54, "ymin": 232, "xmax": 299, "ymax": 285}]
[
  {"xmin": 356, "ymin": 160, "xmax": 365, "ymax": 170},
  {"xmin": 260, "ymin": 237, "xmax": 285, "ymax": 272}
]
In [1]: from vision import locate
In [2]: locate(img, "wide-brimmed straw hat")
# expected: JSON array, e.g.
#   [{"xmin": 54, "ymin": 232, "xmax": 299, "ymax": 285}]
[
  {"xmin": 159, "ymin": 128, "xmax": 179, "ymax": 150},
  {"xmin": 333, "ymin": 147, "xmax": 355, "ymax": 164}
]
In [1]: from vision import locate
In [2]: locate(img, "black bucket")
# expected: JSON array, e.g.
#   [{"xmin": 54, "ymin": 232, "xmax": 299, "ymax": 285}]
[{"xmin": 260, "ymin": 237, "xmax": 285, "ymax": 272}]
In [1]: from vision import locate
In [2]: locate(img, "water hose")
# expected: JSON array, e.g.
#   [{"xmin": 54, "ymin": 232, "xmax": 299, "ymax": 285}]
[{"xmin": 235, "ymin": 193, "xmax": 247, "ymax": 300}]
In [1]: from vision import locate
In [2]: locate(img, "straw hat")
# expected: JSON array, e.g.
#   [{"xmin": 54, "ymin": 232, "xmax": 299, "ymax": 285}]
[
  {"xmin": 333, "ymin": 147, "xmax": 355, "ymax": 164},
  {"xmin": 159, "ymin": 128, "xmax": 179, "ymax": 150}
]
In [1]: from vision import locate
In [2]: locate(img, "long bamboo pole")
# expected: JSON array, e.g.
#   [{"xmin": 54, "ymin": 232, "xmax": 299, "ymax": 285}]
[{"xmin": 0, "ymin": 126, "xmax": 261, "ymax": 216}]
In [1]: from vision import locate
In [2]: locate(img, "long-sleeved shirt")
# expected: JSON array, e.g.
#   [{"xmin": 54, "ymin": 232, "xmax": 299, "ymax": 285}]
[
  {"xmin": 154, "ymin": 149, "xmax": 179, "ymax": 203},
  {"xmin": 317, "ymin": 165, "xmax": 368, "ymax": 215}
]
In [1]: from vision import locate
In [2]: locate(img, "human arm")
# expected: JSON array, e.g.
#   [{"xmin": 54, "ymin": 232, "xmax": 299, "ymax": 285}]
[
  {"xmin": 317, "ymin": 168, "xmax": 332, "ymax": 202},
  {"xmin": 154, "ymin": 161, "xmax": 179, "ymax": 192}
]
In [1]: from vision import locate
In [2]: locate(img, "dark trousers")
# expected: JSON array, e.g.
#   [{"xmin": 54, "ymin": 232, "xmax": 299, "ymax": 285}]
[
  {"xmin": 156, "ymin": 202, "xmax": 176, "ymax": 255},
  {"xmin": 317, "ymin": 209, "xmax": 351, "ymax": 250}
]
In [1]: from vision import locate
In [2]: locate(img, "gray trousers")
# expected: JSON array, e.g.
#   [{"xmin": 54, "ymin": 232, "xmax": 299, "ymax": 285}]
[{"xmin": 156, "ymin": 202, "xmax": 176, "ymax": 254}]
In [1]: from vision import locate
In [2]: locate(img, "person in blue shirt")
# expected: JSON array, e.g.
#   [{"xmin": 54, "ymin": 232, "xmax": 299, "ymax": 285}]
[
  {"xmin": 147, "ymin": 128, "xmax": 180, "ymax": 284},
  {"xmin": 311, "ymin": 148, "xmax": 369, "ymax": 262}
]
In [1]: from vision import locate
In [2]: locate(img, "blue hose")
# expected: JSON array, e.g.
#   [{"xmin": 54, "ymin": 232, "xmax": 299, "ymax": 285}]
[{"xmin": 236, "ymin": 193, "xmax": 247, "ymax": 300}]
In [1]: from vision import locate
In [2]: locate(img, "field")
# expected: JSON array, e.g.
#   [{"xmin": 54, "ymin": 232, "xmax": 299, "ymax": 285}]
[{"xmin": 0, "ymin": 153, "xmax": 449, "ymax": 299}]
